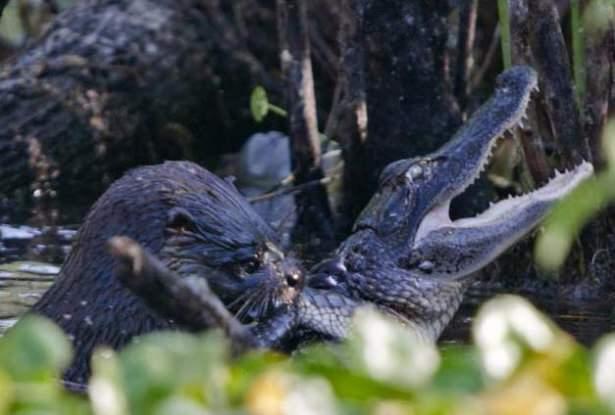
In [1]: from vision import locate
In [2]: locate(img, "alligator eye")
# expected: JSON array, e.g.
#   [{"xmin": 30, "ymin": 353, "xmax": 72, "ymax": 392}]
[
  {"xmin": 418, "ymin": 260, "xmax": 434, "ymax": 273},
  {"xmin": 407, "ymin": 165, "xmax": 423, "ymax": 180},
  {"xmin": 286, "ymin": 272, "xmax": 302, "ymax": 288}
]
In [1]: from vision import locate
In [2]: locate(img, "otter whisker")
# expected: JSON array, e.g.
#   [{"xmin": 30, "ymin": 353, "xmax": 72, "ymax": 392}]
[
  {"xmin": 233, "ymin": 285, "xmax": 265, "ymax": 321},
  {"xmin": 227, "ymin": 286, "xmax": 257, "ymax": 310}
]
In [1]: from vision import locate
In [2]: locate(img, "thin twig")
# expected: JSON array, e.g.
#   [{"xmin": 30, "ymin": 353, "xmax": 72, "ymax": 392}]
[
  {"xmin": 277, "ymin": 0, "xmax": 334, "ymax": 242},
  {"xmin": 324, "ymin": 77, "xmax": 343, "ymax": 140},
  {"xmin": 277, "ymin": 0, "xmax": 322, "ymax": 177},
  {"xmin": 570, "ymin": 0, "xmax": 586, "ymax": 108},
  {"xmin": 248, "ymin": 175, "xmax": 335, "ymax": 203},
  {"xmin": 584, "ymin": 4, "xmax": 614, "ymax": 166},
  {"xmin": 470, "ymin": 26, "xmax": 500, "ymax": 91},
  {"xmin": 455, "ymin": 0, "xmax": 477, "ymax": 109}
]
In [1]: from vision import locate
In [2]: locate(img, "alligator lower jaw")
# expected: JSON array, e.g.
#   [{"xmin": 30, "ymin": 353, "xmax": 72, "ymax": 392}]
[{"xmin": 414, "ymin": 160, "xmax": 594, "ymax": 246}]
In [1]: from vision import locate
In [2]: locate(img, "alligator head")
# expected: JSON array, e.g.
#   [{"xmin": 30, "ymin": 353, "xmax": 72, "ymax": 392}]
[{"xmin": 283, "ymin": 65, "xmax": 593, "ymax": 344}]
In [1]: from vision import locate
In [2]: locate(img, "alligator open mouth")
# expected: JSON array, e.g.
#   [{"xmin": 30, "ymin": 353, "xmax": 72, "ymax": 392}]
[
  {"xmin": 411, "ymin": 161, "xmax": 593, "ymax": 279},
  {"xmin": 409, "ymin": 66, "xmax": 594, "ymax": 278}
]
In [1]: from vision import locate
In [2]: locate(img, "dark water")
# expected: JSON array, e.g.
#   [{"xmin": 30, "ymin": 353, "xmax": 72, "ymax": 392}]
[
  {"xmin": 0, "ymin": 222, "xmax": 76, "ymax": 334},
  {"xmin": 441, "ymin": 282, "xmax": 615, "ymax": 346}
]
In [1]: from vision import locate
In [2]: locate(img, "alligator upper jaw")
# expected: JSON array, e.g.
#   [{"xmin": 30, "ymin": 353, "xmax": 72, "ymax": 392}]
[
  {"xmin": 426, "ymin": 66, "xmax": 538, "ymax": 210},
  {"xmin": 412, "ymin": 65, "xmax": 541, "ymax": 246},
  {"xmin": 410, "ymin": 160, "xmax": 594, "ymax": 279}
]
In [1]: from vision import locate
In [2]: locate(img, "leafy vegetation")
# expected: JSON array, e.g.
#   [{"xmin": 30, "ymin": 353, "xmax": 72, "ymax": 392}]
[
  {"xmin": 250, "ymin": 86, "xmax": 287, "ymax": 123},
  {"xmin": 536, "ymin": 120, "xmax": 615, "ymax": 270},
  {"xmin": 1, "ymin": 296, "xmax": 615, "ymax": 414},
  {"xmin": 535, "ymin": 1, "xmax": 615, "ymax": 271}
]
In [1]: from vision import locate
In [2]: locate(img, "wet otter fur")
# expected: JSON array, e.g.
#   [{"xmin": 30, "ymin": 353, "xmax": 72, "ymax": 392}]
[{"xmin": 32, "ymin": 161, "xmax": 303, "ymax": 383}]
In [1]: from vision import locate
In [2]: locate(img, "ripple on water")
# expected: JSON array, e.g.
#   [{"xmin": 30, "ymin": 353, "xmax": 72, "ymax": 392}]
[{"xmin": 0, "ymin": 318, "xmax": 17, "ymax": 334}]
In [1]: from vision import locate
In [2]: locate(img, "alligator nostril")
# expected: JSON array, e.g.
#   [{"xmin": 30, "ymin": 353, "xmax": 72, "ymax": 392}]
[
  {"xmin": 286, "ymin": 272, "xmax": 302, "ymax": 287},
  {"xmin": 308, "ymin": 273, "xmax": 338, "ymax": 289},
  {"xmin": 315, "ymin": 257, "xmax": 347, "ymax": 275}
]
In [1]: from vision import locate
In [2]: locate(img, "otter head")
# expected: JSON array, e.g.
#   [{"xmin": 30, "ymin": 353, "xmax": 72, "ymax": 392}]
[{"xmin": 159, "ymin": 176, "xmax": 304, "ymax": 324}]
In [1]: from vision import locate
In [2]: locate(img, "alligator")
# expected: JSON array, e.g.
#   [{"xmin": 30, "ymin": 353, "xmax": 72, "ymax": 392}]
[{"xmin": 249, "ymin": 65, "xmax": 593, "ymax": 348}]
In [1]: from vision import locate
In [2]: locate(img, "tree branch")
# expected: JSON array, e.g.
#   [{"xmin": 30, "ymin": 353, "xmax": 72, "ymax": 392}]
[
  {"xmin": 455, "ymin": 0, "xmax": 478, "ymax": 110},
  {"xmin": 108, "ymin": 236, "xmax": 255, "ymax": 352}
]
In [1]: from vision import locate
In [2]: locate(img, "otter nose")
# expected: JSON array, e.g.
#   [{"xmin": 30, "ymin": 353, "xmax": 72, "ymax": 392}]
[{"xmin": 286, "ymin": 271, "xmax": 302, "ymax": 288}]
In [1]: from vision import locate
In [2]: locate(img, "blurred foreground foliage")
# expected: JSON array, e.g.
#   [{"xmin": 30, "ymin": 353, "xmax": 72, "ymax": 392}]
[
  {"xmin": 1, "ymin": 296, "xmax": 615, "ymax": 415},
  {"xmin": 536, "ymin": 120, "xmax": 615, "ymax": 270}
]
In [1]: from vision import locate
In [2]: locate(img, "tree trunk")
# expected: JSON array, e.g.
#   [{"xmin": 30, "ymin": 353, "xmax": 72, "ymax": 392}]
[{"xmin": 336, "ymin": 1, "xmax": 503, "ymax": 223}]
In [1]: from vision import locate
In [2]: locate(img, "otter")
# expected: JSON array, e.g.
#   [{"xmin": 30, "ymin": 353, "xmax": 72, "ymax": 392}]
[{"xmin": 32, "ymin": 161, "xmax": 303, "ymax": 383}]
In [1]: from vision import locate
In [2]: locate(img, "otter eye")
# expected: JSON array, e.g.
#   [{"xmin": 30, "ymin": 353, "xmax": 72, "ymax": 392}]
[
  {"xmin": 167, "ymin": 207, "xmax": 196, "ymax": 233},
  {"xmin": 242, "ymin": 258, "xmax": 260, "ymax": 274}
]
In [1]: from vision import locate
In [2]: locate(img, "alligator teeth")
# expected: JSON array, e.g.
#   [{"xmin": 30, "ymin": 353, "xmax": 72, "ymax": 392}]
[{"xmin": 414, "ymin": 160, "xmax": 594, "ymax": 245}]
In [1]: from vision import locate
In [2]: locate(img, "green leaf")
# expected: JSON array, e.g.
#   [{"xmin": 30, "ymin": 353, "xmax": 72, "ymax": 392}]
[
  {"xmin": 250, "ymin": 86, "xmax": 269, "ymax": 123},
  {"xmin": 535, "ymin": 173, "xmax": 614, "ymax": 271},
  {"xmin": 0, "ymin": 370, "xmax": 14, "ymax": 414},
  {"xmin": 593, "ymin": 334, "xmax": 615, "ymax": 410},
  {"xmin": 535, "ymin": 118, "xmax": 615, "ymax": 272},
  {"xmin": 584, "ymin": 0, "xmax": 615, "ymax": 37},
  {"xmin": 497, "ymin": 0, "xmax": 512, "ymax": 68},
  {"xmin": 602, "ymin": 121, "xmax": 615, "ymax": 168},
  {"xmin": 431, "ymin": 345, "xmax": 485, "ymax": 393},
  {"xmin": 90, "ymin": 348, "xmax": 128, "ymax": 415},
  {"xmin": 153, "ymin": 397, "xmax": 209, "ymax": 415},
  {"xmin": 119, "ymin": 331, "xmax": 229, "ymax": 413},
  {"xmin": 228, "ymin": 351, "xmax": 286, "ymax": 405},
  {"xmin": 0, "ymin": 315, "xmax": 72, "ymax": 380}
]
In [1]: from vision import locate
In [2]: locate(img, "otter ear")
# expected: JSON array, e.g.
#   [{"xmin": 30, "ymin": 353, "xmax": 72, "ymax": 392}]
[{"xmin": 166, "ymin": 207, "xmax": 196, "ymax": 232}]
